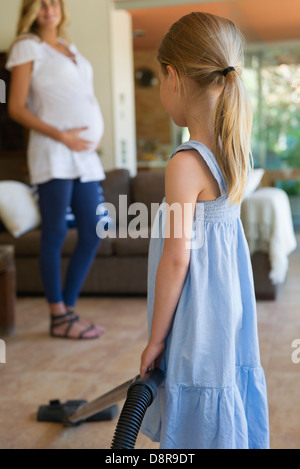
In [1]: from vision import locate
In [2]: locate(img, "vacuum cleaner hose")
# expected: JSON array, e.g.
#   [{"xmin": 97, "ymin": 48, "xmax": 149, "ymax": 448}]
[{"xmin": 111, "ymin": 368, "xmax": 164, "ymax": 449}]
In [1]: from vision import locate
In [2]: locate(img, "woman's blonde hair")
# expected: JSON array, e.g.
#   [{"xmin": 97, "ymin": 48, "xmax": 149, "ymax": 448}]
[
  {"xmin": 158, "ymin": 12, "xmax": 253, "ymax": 205},
  {"xmin": 13, "ymin": 0, "xmax": 70, "ymax": 44}
]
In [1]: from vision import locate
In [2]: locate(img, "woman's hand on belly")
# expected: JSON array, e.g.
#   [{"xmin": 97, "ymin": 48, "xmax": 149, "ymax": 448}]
[{"xmin": 59, "ymin": 127, "xmax": 93, "ymax": 152}]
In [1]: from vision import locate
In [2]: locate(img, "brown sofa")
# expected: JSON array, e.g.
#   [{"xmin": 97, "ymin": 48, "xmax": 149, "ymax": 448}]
[
  {"xmin": 0, "ymin": 168, "xmax": 279, "ymax": 299},
  {"xmin": 0, "ymin": 169, "xmax": 164, "ymax": 295}
]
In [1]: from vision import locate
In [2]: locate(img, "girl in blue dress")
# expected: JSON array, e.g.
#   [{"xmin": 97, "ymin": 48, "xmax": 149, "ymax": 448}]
[{"xmin": 139, "ymin": 12, "xmax": 269, "ymax": 449}]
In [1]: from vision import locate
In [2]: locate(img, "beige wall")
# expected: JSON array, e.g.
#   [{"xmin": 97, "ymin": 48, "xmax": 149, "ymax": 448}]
[
  {"xmin": 110, "ymin": 9, "xmax": 137, "ymax": 176},
  {"xmin": 134, "ymin": 50, "xmax": 171, "ymax": 147},
  {"xmin": 0, "ymin": 0, "xmax": 116, "ymax": 171},
  {"xmin": 67, "ymin": 0, "xmax": 115, "ymax": 171},
  {"xmin": 0, "ymin": 1, "xmax": 20, "ymax": 49}
]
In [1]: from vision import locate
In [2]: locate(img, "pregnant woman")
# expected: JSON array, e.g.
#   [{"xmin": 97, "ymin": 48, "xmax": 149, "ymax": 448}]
[{"xmin": 6, "ymin": 0, "xmax": 105, "ymax": 339}]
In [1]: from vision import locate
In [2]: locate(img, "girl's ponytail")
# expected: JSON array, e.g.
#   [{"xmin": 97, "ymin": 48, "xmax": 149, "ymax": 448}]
[{"xmin": 213, "ymin": 70, "xmax": 253, "ymax": 204}]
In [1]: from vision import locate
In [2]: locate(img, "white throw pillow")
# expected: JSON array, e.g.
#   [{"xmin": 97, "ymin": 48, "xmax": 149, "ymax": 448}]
[
  {"xmin": 243, "ymin": 168, "xmax": 265, "ymax": 199},
  {"xmin": 0, "ymin": 181, "xmax": 41, "ymax": 238}
]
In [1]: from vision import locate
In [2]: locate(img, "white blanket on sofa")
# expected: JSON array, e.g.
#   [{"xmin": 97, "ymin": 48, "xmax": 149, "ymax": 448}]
[{"xmin": 241, "ymin": 187, "xmax": 297, "ymax": 284}]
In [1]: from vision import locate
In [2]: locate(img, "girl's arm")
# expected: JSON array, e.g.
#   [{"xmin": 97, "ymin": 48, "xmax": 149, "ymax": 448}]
[
  {"xmin": 140, "ymin": 150, "xmax": 204, "ymax": 377},
  {"xmin": 8, "ymin": 62, "xmax": 92, "ymax": 152}
]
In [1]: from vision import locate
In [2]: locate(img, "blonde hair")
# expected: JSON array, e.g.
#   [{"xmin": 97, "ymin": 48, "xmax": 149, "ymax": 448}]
[
  {"xmin": 158, "ymin": 12, "xmax": 253, "ymax": 205},
  {"xmin": 12, "ymin": 0, "xmax": 70, "ymax": 46}
]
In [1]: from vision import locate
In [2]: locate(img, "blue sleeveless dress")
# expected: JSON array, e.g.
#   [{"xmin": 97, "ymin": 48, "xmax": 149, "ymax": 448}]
[{"xmin": 140, "ymin": 141, "xmax": 270, "ymax": 449}]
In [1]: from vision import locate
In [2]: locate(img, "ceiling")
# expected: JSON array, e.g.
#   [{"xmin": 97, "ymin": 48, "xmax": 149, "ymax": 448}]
[{"xmin": 114, "ymin": 0, "xmax": 300, "ymax": 51}]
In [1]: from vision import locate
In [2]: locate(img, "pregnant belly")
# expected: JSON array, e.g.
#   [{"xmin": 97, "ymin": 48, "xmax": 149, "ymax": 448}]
[
  {"xmin": 76, "ymin": 98, "xmax": 104, "ymax": 152},
  {"xmin": 44, "ymin": 95, "xmax": 104, "ymax": 152}
]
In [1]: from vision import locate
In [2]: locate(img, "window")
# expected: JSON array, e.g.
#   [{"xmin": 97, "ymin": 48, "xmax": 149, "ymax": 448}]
[{"xmin": 244, "ymin": 43, "xmax": 300, "ymax": 170}]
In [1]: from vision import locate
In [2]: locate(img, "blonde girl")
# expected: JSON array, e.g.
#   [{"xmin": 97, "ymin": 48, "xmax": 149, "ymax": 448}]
[{"xmin": 140, "ymin": 12, "xmax": 269, "ymax": 449}]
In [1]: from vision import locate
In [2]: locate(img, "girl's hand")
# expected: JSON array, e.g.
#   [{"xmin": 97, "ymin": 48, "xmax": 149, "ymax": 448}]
[
  {"xmin": 140, "ymin": 341, "xmax": 165, "ymax": 378},
  {"xmin": 60, "ymin": 127, "xmax": 93, "ymax": 152}
]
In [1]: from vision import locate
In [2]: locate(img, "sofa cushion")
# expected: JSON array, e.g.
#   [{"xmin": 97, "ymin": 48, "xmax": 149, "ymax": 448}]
[
  {"xmin": 102, "ymin": 169, "xmax": 131, "ymax": 227},
  {"xmin": 0, "ymin": 180, "xmax": 41, "ymax": 238},
  {"xmin": 0, "ymin": 228, "xmax": 114, "ymax": 257},
  {"xmin": 114, "ymin": 227, "xmax": 151, "ymax": 256},
  {"xmin": 0, "ymin": 229, "xmax": 42, "ymax": 256},
  {"xmin": 131, "ymin": 171, "xmax": 165, "ymax": 225}
]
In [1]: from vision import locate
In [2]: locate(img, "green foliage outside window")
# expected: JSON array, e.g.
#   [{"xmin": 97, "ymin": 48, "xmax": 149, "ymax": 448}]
[{"xmin": 244, "ymin": 45, "xmax": 300, "ymax": 170}]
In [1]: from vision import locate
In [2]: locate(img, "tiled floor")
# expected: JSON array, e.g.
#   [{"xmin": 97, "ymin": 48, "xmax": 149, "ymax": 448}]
[
  {"xmin": 256, "ymin": 233, "xmax": 300, "ymax": 449},
  {"xmin": 0, "ymin": 234, "xmax": 299, "ymax": 449},
  {"xmin": 0, "ymin": 295, "xmax": 159, "ymax": 449}
]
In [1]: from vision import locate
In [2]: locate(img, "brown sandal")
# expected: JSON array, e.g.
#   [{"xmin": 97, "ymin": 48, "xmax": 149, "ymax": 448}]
[{"xmin": 50, "ymin": 311, "xmax": 101, "ymax": 340}]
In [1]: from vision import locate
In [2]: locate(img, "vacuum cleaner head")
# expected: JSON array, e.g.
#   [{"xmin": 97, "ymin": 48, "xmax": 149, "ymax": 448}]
[
  {"xmin": 37, "ymin": 399, "xmax": 119, "ymax": 426},
  {"xmin": 37, "ymin": 369, "xmax": 164, "ymax": 449}
]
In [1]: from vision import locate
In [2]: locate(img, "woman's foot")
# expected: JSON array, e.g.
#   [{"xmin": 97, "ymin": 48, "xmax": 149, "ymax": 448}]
[
  {"xmin": 66, "ymin": 309, "xmax": 105, "ymax": 336},
  {"xmin": 50, "ymin": 311, "xmax": 105, "ymax": 340}
]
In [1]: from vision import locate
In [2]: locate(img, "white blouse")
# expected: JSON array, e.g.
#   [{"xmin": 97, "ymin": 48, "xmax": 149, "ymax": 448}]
[{"xmin": 6, "ymin": 36, "xmax": 105, "ymax": 185}]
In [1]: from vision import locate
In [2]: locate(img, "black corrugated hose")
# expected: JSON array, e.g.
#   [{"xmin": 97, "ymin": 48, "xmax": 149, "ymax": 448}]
[{"xmin": 111, "ymin": 368, "xmax": 164, "ymax": 449}]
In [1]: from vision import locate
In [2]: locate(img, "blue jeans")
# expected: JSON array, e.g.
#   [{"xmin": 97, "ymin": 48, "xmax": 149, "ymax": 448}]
[{"xmin": 37, "ymin": 178, "xmax": 103, "ymax": 307}]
